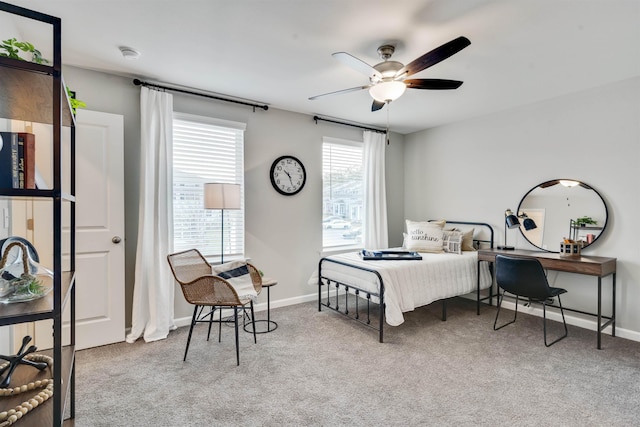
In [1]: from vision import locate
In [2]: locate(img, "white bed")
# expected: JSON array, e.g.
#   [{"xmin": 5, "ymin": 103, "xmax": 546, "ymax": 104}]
[
  {"xmin": 317, "ymin": 221, "xmax": 494, "ymax": 341},
  {"xmin": 320, "ymin": 250, "xmax": 492, "ymax": 326}
]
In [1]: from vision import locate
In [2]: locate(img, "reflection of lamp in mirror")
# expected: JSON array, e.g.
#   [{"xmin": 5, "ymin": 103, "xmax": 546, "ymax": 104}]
[
  {"xmin": 497, "ymin": 209, "xmax": 520, "ymax": 250},
  {"xmin": 518, "ymin": 211, "xmax": 537, "ymax": 231},
  {"xmin": 204, "ymin": 183, "xmax": 241, "ymax": 264}
]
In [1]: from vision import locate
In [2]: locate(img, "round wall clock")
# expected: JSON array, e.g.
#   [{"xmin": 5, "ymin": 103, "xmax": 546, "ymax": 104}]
[{"xmin": 270, "ymin": 155, "xmax": 306, "ymax": 196}]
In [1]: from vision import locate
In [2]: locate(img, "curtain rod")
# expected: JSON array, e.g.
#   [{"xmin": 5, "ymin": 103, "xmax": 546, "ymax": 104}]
[
  {"xmin": 133, "ymin": 79, "xmax": 269, "ymax": 112},
  {"xmin": 313, "ymin": 116, "xmax": 387, "ymax": 134}
]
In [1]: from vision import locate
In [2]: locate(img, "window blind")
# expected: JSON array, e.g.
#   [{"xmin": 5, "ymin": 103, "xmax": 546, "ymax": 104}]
[
  {"xmin": 172, "ymin": 114, "xmax": 245, "ymax": 261},
  {"xmin": 322, "ymin": 137, "xmax": 363, "ymax": 249}
]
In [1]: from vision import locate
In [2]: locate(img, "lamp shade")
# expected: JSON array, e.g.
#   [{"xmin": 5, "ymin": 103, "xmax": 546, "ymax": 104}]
[
  {"xmin": 523, "ymin": 218, "xmax": 537, "ymax": 230},
  {"xmin": 369, "ymin": 81, "xmax": 407, "ymax": 102},
  {"xmin": 204, "ymin": 183, "xmax": 241, "ymax": 210},
  {"xmin": 505, "ymin": 209, "xmax": 520, "ymax": 229}
]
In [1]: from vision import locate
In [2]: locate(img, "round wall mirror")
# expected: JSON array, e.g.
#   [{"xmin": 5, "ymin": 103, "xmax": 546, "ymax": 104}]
[{"xmin": 517, "ymin": 179, "xmax": 608, "ymax": 252}]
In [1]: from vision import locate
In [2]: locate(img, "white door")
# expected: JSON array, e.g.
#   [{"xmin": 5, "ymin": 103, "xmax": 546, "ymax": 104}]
[{"xmin": 35, "ymin": 109, "xmax": 125, "ymax": 350}]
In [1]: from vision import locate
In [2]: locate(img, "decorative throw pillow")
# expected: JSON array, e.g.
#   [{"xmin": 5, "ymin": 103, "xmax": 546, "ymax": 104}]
[
  {"xmin": 405, "ymin": 220, "xmax": 444, "ymax": 253},
  {"xmin": 442, "ymin": 230, "xmax": 463, "ymax": 255},
  {"xmin": 459, "ymin": 228, "xmax": 476, "ymax": 251},
  {"xmin": 444, "ymin": 227, "xmax": 476, "ymax": 251},
  {"xmin": 211, "ymin": 261, "xmax": 258, "ymax": 300}
]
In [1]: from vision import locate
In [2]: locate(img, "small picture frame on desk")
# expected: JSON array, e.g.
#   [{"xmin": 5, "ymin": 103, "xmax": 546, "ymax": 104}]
[{"xmin": 559, "ymin": 241, "xmax": 582, "ymax": 258}]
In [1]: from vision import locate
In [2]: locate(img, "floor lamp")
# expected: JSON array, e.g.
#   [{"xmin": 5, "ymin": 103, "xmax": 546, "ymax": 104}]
[{"xmin": 204, "ymin": 183, "xmax": 241, "ymax": 264}]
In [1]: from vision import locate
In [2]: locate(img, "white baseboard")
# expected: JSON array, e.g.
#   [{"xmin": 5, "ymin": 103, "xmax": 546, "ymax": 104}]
[
  {"xmin": 173, "ymin": 292, "xmax": 319, "ymax": 329},
  {"xmin": 170, "ymin": 292, "xmax": 640, "ymax": 344},
  {"xmin": 498, "ymin": 299, "xmax": 640, "ymax": 343}
]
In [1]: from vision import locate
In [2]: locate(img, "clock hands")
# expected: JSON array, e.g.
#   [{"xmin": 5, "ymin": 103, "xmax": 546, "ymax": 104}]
[{"xmin": 283, "ymin": 169, "xmax": 294, "ymax": 186}]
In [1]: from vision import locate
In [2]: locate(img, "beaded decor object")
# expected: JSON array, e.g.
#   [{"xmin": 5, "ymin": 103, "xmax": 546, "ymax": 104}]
[{"xmin": 0, "ymin": 336, "xmax": 53, "ymax": 426}]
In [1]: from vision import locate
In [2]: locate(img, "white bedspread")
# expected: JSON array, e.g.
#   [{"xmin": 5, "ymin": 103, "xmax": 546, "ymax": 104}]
[{"xmin": 317, "ymin": 251, "xmax": 492, "ymax": 327}]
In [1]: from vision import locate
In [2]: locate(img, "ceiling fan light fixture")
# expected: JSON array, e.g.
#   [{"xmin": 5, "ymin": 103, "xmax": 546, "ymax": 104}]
[
  {"xmin": 560, "ymin": 179, "xmax": 580, "ymax": 187},
  {"xmin": 369, "ymin": 81, "xmax": 406, "ymax": 102}
]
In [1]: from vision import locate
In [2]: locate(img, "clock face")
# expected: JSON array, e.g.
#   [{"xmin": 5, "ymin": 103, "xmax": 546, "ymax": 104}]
[{"xmin": 270, "ymin": 155, "xmax": 306, "ymax": 196}]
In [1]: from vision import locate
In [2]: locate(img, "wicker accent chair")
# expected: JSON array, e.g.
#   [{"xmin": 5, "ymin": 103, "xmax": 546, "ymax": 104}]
[{"xmin": 167, "ymin": 249, "xmax": 263, "ymax": 365}]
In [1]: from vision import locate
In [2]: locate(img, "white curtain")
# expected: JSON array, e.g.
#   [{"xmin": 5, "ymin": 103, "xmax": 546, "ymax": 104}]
[
  {"xmin": 126, "ymin": 87, "xmax": 177, "ymax": 343},
  {"xmin": 362, "ymin": 130, "xmax": 388, "ymax": 249}
]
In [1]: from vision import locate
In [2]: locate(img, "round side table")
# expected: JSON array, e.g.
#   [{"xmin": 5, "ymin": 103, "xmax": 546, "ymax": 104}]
[{"xmin": 244, "ymin": 277, "xmax": 278, "ymax": 334}]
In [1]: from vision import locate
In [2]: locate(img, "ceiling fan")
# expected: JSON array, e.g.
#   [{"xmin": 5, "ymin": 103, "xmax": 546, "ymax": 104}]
[{"xmin": 309, "ymin": 36, "xmax": 471, "ymax": 112}]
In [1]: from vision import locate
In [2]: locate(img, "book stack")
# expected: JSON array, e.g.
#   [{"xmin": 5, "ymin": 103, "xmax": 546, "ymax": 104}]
[{"xmin": 0, "ymin": 132, "xmax": 36, "ymax": 189}]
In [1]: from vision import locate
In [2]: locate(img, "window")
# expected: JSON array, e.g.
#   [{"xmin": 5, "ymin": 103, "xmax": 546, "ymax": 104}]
[
  {"xmin": 172, "ymin": 113, "xmax": 245, "ymax": 261},
  {"xmin": 322, "ymin": 137, "xmax": 363, "ymax": 249}
]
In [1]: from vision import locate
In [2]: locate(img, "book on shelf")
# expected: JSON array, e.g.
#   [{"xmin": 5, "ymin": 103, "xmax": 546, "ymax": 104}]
[
  {"xmin": 0, "ymin": 131, "xmax": 19, "ymax": 189},
  {"xmin": 18, "ymin": 132, "xmax": 36, "ymax": 189}
]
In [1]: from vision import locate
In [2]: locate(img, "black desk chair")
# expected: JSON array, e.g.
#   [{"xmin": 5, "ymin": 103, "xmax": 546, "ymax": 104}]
[{"xmin": 493, "ymin": 255, "xmax": 568, "ymax": 347}]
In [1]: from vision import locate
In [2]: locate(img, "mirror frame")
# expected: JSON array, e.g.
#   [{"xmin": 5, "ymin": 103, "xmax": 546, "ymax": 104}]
[{"xmin": 517, "ymin": 179, "xmax": 608, "ymax": 253}]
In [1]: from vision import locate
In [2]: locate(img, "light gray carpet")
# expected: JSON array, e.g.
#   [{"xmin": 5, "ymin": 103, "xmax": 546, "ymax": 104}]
[{"xmin": 74, "ymin": 298, "xmax": 640, "ymax": 426}]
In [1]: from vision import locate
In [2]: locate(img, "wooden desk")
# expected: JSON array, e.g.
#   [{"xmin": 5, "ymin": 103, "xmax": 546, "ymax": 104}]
[{"xmin": 477, "ymin": 248, "xmax": 616, "ymax": 349}]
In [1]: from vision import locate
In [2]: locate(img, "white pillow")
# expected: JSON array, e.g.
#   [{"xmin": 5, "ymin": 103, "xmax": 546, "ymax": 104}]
[
  {"xmin": 212, "ymin": 261, "xmax": 258, "ymax": 300},
  {"xmin": 405, "ymin": 220, "xmax": 444, "ymax": 253},
  {"xmin": 442, "ymin": 229, "xmax": 463, "ymax": 255}
]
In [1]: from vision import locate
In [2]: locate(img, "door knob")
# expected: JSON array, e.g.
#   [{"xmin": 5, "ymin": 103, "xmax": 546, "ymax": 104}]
[{"xmin": 112, "ymin": 236, "xmax": 122, "ymax": 244}]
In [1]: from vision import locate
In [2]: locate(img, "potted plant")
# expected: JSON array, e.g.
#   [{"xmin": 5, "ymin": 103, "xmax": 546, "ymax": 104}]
[
  {"xmin": 574, "ymin": 216, "xmax": 597, "ymax": 227},
  {"xmin": 1, "ymin": 38, "xmax": 86, "ymax": 114},
  {"xmin": 0, "ymin": 38, "xmax": 48, "ymax": 64}
]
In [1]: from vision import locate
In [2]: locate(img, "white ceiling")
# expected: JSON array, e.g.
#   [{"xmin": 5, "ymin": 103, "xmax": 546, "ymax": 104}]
[{"xmin": 5, "ymin": 0, "xmax": 640, "ymax": 134}]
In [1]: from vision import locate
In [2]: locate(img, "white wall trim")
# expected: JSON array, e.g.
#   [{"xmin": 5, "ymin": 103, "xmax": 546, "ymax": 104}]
[
  {"xmin": 498, "ymin": 299, "xmax": 640, "ymax": 343},
  {"xmin": 172, "ymin": 292, "xmax": 319, "ymax": 329},
  {"xmin": 159, "ymin": 293, "xmax": 640, "ymax": 345}
]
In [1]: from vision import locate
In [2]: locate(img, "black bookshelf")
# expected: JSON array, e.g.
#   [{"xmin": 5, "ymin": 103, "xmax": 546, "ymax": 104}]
[{"xmin": 0, "ymin": 2, "xmax": 76, "ymax": 425}]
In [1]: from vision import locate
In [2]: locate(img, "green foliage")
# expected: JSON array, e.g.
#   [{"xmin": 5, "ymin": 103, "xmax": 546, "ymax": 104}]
[
  {"xmin": 574, "ymin": 216, "xmax": 597, "ymax": 226},
  {"xmin": 0, "ymin": 38, "xmax": 86, "ymax": 113},
  {"xmin": 12, "ymin": 274, "xmax": 46, "ymax": 297},
  {"xmin": 66, "ymin": 86, "xmax": 87, "ymax": 115},
  {"xmin": 0, "ymin": 38, "xmax": 49, "ymax": 64}
]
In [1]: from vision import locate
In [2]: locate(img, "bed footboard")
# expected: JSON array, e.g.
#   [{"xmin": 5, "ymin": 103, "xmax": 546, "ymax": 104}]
[{"xmin": 318, "ymin": 257, "xmax": 386, "ymax": 343}]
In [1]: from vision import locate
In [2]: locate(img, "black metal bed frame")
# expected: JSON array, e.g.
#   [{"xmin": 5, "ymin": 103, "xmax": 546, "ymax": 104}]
[{"xmin": 318, "ymin": 221, "xmax": 494, "ymax": 343}]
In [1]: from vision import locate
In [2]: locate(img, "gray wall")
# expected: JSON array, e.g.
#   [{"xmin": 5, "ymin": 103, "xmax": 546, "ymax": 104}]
[
  {"xmin": 62, "ymin": 65, "xmax": 405, "ymax": 326},
  {"xmin": 404, "ymin": 76, "xmax": 640, "ymax": 340},
  {"xmin": 62, "ymin": 65, "xmax": 640, "ymax": 341}
]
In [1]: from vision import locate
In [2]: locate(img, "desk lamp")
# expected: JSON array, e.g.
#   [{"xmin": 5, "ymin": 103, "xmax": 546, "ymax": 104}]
[
  {"xmin": 518, "ymin": 211, "xmax": 537, "ymax": 231},
  {"xmin": 497, "ymin": 209, "xmax": 520, "ymax": 250},
  {"xmin": 204, "ymin": 183, "xmax": 241, "ymax": 264}
]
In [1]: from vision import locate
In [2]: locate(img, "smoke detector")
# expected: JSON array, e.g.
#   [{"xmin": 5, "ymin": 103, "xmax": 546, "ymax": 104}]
[{"xmin": 119, "ymin": 46, "xmax": 141, "ymax": 60}]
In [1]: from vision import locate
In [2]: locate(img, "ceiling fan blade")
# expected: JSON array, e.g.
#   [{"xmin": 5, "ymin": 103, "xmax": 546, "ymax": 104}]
[
  {"xmin": 371, "ymin": 100, "xmax": 386, "ymax": 112},
  {"xmin": 404, "ymin": 79, "xmax": 464, "ymax": 90},
  {"xmin": 332, "ymin": 52, "xmax": 382, "ymax": 80},
  {"xmin": 394, "ymin": 36, "xmax": 471, "ymax": 79},
  {"xmin": 309, "ymin": 85, "xmax": 370, "ymax": 100}
]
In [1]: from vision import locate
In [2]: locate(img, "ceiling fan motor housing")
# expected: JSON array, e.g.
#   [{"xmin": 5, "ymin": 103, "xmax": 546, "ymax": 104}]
[{"xmin": 371, "ymin": 61, "xmax": 403, "ymax": 83}]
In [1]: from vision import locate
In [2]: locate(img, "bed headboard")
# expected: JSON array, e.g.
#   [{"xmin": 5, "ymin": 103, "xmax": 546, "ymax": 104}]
[{"xmin": 439, "ymin": 220, "xmax": 494, "ymax": 249}]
